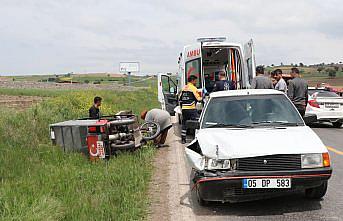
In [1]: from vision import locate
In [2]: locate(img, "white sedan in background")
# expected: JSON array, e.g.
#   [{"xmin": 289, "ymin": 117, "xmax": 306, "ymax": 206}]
[{"xmin": 306, "ymin": 89, "xmax": 343, "ymax": 128}]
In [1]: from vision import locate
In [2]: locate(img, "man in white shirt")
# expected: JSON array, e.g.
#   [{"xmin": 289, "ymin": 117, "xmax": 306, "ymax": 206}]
[
  {"xmin": 272, "ymin": 69, "xmax": 287, "ymax": 93},
  {"xmin": 141, "ymin": 109, "xmax": 172, "ymax": 147}
]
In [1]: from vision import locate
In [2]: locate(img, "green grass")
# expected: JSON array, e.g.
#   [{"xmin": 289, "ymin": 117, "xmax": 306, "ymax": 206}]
[
  {"xmin": 6, "ymin": 74, "xmax": 155, "ymax": 86},
  {"xmin": 0, "ymin": 88, "xmax": 71, "ymax": 97},
  {"xmin": 0, "ymin": 88, "xmax": 159, "ymax": 220}
]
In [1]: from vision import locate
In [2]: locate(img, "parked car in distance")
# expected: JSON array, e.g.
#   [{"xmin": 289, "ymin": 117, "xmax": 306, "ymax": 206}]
[
  {"xmin": 185, "ymin": 89, "xmax": 332, "ymax": 205},
  {"xmin": 306, "ymin": 89, "xmax": 343, "ymax": 128}
]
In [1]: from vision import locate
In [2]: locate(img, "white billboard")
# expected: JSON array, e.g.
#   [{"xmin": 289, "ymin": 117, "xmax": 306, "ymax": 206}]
[{"xmin": 119, "ymin": 62, "xmax": 140, "ymax": 73}]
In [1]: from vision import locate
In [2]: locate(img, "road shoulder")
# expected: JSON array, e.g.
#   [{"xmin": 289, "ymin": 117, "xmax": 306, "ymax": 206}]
[{"xmin": 148, "ymin": 118, "xmax": 196, "ymax": 221}]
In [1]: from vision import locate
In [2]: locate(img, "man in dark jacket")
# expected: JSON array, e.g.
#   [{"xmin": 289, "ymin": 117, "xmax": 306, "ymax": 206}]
[
  {"xmin": 251, "ymin": 66, "xmax": 274, "ymax": 89},
  {"xmin": 287, "ymin": 68, "xmax": 308, "ymax": 117},
  {"xmin": 89, "ymin": 96, "xmax": 102, "ymax": 119},
  {"xmin": 213, "ymin": 71, "xmax": 234, "ymax": 91}
]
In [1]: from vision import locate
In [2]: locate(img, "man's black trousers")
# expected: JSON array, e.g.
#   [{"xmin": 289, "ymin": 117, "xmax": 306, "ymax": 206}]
[{"xmin": 181, "ymin": 109, "xmax": 198, "ymax": 142}]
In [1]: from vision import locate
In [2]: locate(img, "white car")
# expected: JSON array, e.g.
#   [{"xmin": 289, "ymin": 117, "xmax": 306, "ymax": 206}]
[
  {"xmin": 306, "ymin": 89, "xmax": 343, "ymax": 128},
  {"xmin": 185, "ymin": 89, "xmax": 332, "ymax": 205}
]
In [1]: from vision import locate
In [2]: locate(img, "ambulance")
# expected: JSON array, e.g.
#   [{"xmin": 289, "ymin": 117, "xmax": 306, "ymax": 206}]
[{"xmin": 158, "ymin": 37, "xmax": 256, "ymax": 118}]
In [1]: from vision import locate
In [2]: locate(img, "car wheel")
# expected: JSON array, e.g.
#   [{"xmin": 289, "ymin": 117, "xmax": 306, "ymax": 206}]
[
  {"xmin": 305, "ymin": 181, "xmax": 328, "ymax": 199},
  {"xmin": 332, "ymin": 122, "xmax": 342, "ymax": 128},
  {"xmin": 196, "ymin": 187, "xmax": 208, "ymax": 206}
]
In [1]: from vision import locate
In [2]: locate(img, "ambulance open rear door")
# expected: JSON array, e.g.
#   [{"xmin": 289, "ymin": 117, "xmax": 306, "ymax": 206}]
[
  {"xmin": 244, "ymin": 39, "xmax": 256, "ymax": 88},
  {"xmin": 157, "ymin": 73, "xmax": 178, "ymax": 115}
]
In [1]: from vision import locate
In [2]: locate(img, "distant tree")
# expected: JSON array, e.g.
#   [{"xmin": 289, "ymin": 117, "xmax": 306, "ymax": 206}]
[
  {"xmin": 334, "ymin": 66, "xmax": 339, "ymax": 71},
  {"xmin": 84, "ymin": 80, "xmax": 90, "ymax": 84},
  {"xmin": 271, "ymin": 64, "xmax": 274, "ymax": 67},
  {"xmin": 107, "ymin": 74, "xmax": 110, "ymax": 78},
  {"xmin": 317, "ymin": 67, "xmax": 324, "ymax": 73},
  {"xmin": 328, "ymin": 69, "xmax": 337, "ymax": 78},
  {"xmin": 294, "ymin": 64, "xmax": 298, "ymax": 67},
  {"xmin": 280, "ymin": 62, "xmax": 284, "ymax": 66},
  {"xmin": 299, "ymin": 62, "xmax": 304, "ymax": 67},
  {"xmin": 291, "ymin": 63, "xmax": 294, "ymax": 66}
]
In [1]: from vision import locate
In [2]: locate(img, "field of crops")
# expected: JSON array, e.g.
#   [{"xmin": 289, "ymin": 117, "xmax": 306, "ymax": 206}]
[{"xmin": 0, "ymin": 88, "xmax": 159, "ymax": 220}]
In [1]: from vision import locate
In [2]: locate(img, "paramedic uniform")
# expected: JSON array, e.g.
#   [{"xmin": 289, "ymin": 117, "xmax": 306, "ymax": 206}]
[{"xmin": 180, "ymin": 82, "xmax": 202, "ymax": 143}]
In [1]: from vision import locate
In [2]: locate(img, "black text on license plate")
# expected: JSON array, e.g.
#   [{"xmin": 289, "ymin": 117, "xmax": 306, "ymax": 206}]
[
  {"xmin": 243, "ymin": 178, "xmax": 291, "ymax": 188},
  {"xmin": 325, "ymin": 104, "xmax": 339, "ymax": 109}
]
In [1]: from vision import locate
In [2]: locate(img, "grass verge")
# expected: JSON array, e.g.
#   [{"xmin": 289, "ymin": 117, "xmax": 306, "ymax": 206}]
[{"xmin": 0, "ymin": 88, "xmax": 159, "ymax": 220}]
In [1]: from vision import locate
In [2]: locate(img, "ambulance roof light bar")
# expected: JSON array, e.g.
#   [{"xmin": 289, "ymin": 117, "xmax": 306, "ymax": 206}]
[{"xmin": 197, "ymin": 37, "xmax": 227, "ymax": 43}]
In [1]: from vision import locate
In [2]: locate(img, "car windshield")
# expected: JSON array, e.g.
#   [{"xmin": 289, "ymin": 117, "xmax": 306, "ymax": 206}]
[
  {"xmin": 308, "ymin": 89, "xmax": 326, "ymax": 96},
  {"xmin": 202, "ymin": 94, "xmax": 304, "ymax": 128},
  {"xmin": 314, "ymin": 91, "xmax": 339, "ymax": 98}
]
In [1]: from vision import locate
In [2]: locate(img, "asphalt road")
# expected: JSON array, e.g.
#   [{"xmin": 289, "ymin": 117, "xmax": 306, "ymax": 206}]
[{"xmin": 167, "ymin": 122, "xmax": 343, "ymax": 221}]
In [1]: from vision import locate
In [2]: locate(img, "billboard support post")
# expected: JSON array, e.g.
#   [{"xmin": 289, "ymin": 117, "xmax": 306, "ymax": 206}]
[{"xmin": 119, "ymin": 62, "xmax": 140, "ymax": 86}]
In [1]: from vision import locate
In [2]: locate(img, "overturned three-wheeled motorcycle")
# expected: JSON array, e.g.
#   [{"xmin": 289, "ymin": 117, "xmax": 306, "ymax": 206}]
[{"xmin": 50, "ymin": 112, "xmax": 160, "ymax": 160}]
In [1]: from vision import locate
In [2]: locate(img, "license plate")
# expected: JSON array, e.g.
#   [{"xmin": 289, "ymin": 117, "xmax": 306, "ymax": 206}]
[
  {"xmin": 243, "ymin": 178, "xmax": 291, "ymax": 189},
  {"xmin": 325, "ymin": 103, "xmax": 339, "ymax": 109}
]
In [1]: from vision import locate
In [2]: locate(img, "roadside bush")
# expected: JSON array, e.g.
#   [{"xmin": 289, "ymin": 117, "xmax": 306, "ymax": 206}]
[{"xmin": 326, "ymin": 69, "xmax": 337, "ymax": 78}]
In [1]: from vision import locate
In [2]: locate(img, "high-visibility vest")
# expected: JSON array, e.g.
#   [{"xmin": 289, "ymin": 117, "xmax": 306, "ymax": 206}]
[{"xmin": 180, "ymin": 90, "xmax": 197, "ymax": 109}]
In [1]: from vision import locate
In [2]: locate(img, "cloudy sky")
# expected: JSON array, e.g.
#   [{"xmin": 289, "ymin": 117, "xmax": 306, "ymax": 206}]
[{"xmin": 1, "ymin": 0, "xmax": 342, "ymax": 75}]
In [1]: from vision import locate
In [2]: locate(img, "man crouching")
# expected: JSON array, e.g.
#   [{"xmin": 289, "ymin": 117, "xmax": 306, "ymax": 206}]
[{"xmin": 141, "ymin": 109, "xmax": 172, "ymax": 148}]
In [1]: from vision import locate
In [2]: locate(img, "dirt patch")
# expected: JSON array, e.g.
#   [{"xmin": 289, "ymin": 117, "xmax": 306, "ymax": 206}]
[
  {"xmin": 0, "ymin": 95, "xmax": 43, "ymax": 109},
  {"xmin": 147, "ymin": 146, "xmax": 171, "ymax": 221},
  {"xmin": 306, "ymin": 77, "xmax": 343, "ymax": 88},
  {"xmin": 0, "ymin": 80, "xmax": 140, "ymax": 91}
]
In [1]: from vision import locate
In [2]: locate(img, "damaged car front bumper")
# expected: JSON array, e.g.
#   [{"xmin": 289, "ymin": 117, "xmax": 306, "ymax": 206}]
[{"xmin": 192, "ymin": 168, "xmax": 332, "ymax": 203}]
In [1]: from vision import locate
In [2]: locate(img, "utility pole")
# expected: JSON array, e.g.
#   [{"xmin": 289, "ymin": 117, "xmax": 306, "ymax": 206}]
[{"xmin": 128, "ymin": 71, "xmax": 131, "ymax": 86}]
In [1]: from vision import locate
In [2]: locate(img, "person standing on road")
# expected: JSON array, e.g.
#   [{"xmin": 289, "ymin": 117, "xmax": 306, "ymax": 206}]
[
  {"xmin": 287, "ymin": 67, "xmax": 308, "ymax": 117},
  {"xmin": 141, "ymin": 109, "xmax": 172, "ymax": 147},
  {"xmin": 251, "ymin": 66, "xmax": 274, "ymax": 89},
  {"xmin": 213, "ymin": 71, "xmax": 234, "ymax": 92},
  {"xmin": 89, "ymin": 96, "xmax": 102, "ymax": 119},
  {"xmin": 180, "ymin": 75, "xmax": 202, "ymax": 144},
  {"xmin": 272, "ymin": 69, "xmax": 288, "ymax": 93}
]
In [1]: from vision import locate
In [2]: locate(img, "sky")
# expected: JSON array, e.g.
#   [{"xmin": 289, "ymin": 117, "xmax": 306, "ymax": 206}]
[{"xmin": 0, "ymin": 0, "xmax": 343, "ymax": 75}]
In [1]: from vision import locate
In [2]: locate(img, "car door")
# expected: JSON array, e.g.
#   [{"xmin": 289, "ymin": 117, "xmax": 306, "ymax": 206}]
[
  {"xmin": 244, "ymin": 39, "xmax": 256, "ymax": 88},
  {"xmin": 157, "ymin": 73, "xmax": 178, "ymax": 115}
]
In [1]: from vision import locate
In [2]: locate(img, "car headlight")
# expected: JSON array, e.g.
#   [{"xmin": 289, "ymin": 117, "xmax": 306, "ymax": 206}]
[
  {"xmin": 205, "ymin": 158, "xmax": 231, "ymax": 170},
  {"xmin": 301, "ymin": 153, "xmax": 325, "ymax": 168}
]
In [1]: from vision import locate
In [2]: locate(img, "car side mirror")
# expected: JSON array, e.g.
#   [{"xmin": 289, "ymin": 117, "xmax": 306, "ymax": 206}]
[
  {"xmin": 186, "ymin": 120, "xmax": 200, "ymax": 130},
  {"xmin": 303, "ymin": 113, "xmax": 317, "ymax": 125}
]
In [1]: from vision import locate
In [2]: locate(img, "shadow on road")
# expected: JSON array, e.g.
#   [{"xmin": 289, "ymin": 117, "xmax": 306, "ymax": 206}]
[
  {"xmin": 187, "ymin": 189, "xmax": 323, "ymax": 217},
  {"xmin": 309, "ymin": 122, "xmax": 342, "ymax": 129}
]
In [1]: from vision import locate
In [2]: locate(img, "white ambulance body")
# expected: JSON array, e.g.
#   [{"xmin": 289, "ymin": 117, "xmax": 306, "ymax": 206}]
[{"xmin": 158, "ymin": 37, "xmax": 256, "ymax": 117}]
